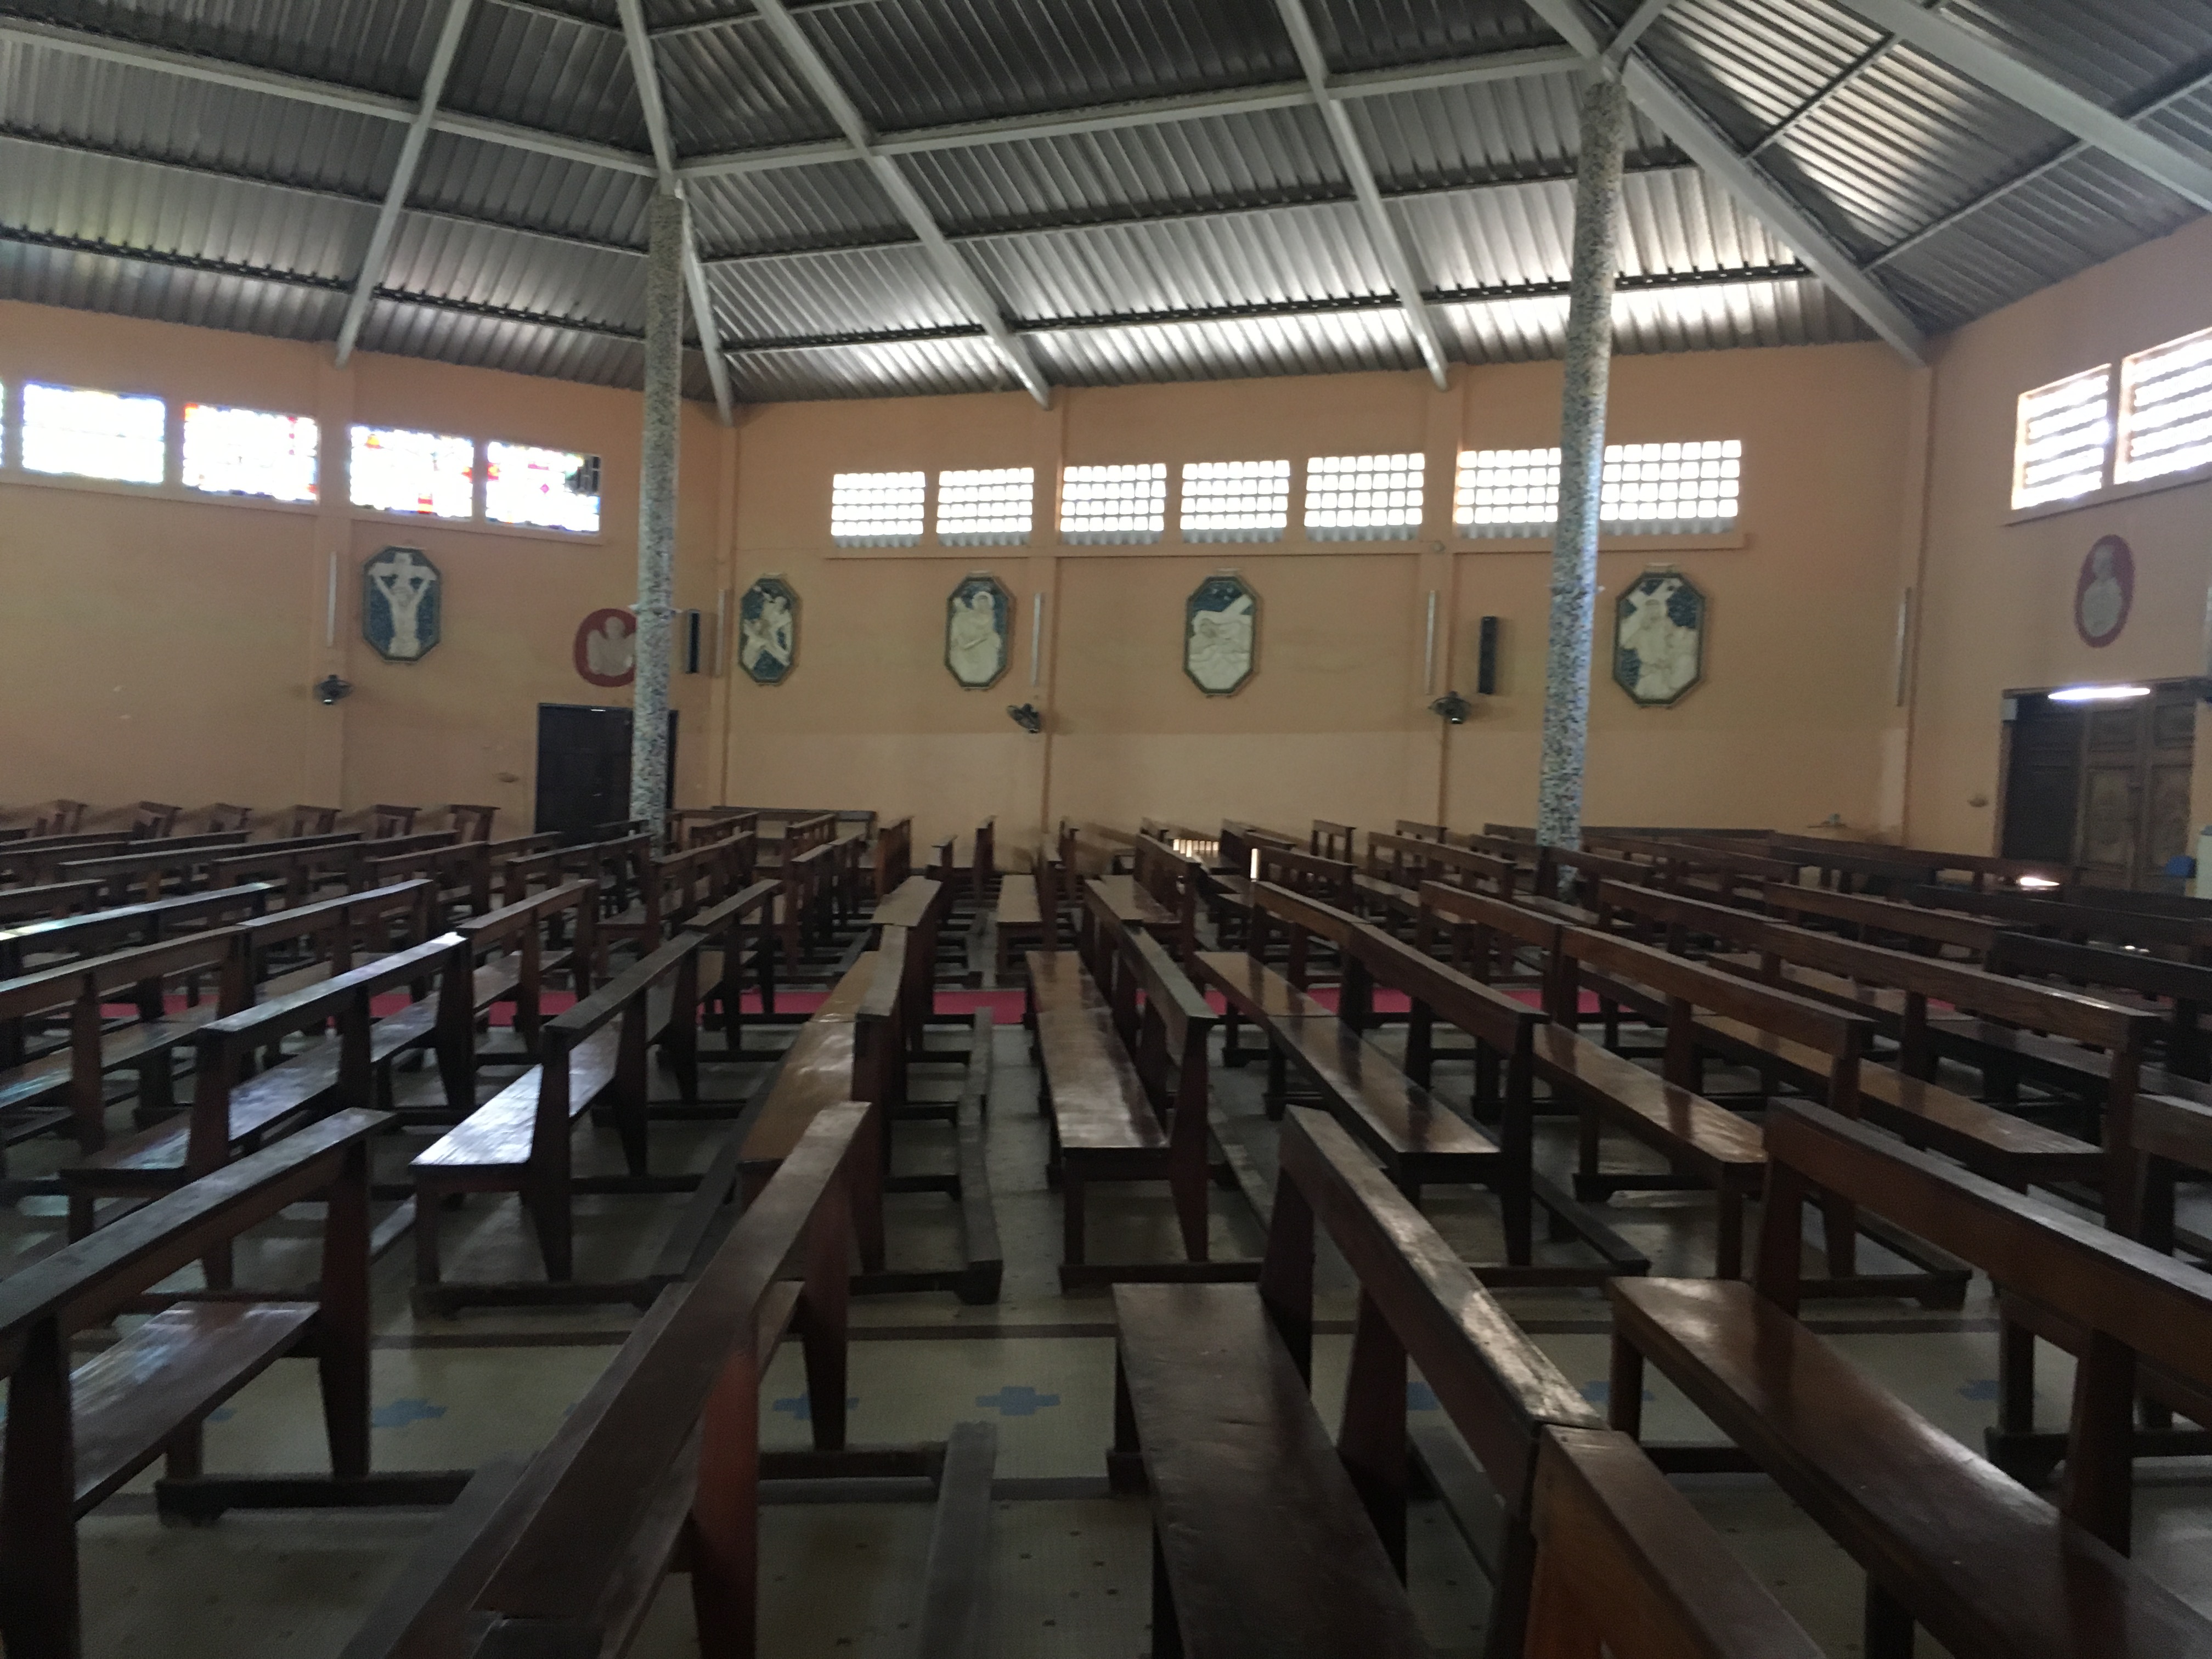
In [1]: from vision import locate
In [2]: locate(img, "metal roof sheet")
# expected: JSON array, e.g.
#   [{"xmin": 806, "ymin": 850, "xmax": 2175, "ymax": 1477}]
[{"xmin": 0, "ymin": 0, "xmax": 2202, "ymax": 402}]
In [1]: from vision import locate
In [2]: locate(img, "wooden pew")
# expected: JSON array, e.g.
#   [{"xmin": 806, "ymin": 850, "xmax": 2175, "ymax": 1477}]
[
  {"xmin": 131, "ymin": 800, "xmax": 182, "ymax": 838},
  {"xmin": 63, "ymin": 935, "xmax": 466, "ymax": 1251},
  {"xmin": 689, "ymin": 879, "xmax": 778, "ymax": 1052},
  {"xmin": 1602, "ymin": 881, "xmax": 2144, "ymax": 1213},
  {"xmin": 501, "ymin": 830, "xmax": 650, "ymax": 911},
  {"xmin": 362, "ymin": 839, "xmax": 493, "ymax": 923},
  {"xmin": 202, "ymin": 803, "xmax": 253, "ymax": 834},
  {"xmin": 291, "ymin": 804, "xmax": 340, "ymax": 837},
  {"xmin": 1764, "ymin": 831, "xmax": 2070, "ymax": 893},
  {"xmin": 447, "ymin": 803, "xmax": 497, "ymax": 842},
  {"xmin": 1310, "ymin": 817, "xmax": 1355, "ymax": 861},
  {"xmin": 991, "ymin": 857, "xmax": 1051, "ymax": 983},
  {"xmin": 0, "ymin": 833, "xmax": 136, "ymax": 887},
  {"xmin": 0, "ymin": 1107, "xmax": 461, "ymax": 1659},
  {"xmin": 1201, "ymin": 881, "xmax": 1638, "ymax": 1282},
  {"xmin": 426, "ymin": 879, "xmax": 599, "ymax": 1113},
  {"xmin": 1987, "ymin": 927, "xmax": 2212, "ymax": 1082},
  {"xmin": 966, "ymin": 816, "xmax": 996, "ymax": 911},
  {"xmin": 1610, "ymin": 1099, "xmax": 2212, "ymax": 1655},
  {"xmin": 372, "ymin": 804, "xmax": 419, "ymax": 838},
  {"xmin": 869, "ymin": 876, "xmax": 946, "ymax": 1052},
  {"xmin": 0, "ymin": 882, "xmax": 98, "ymax": 926},
  {"xmin": 364, "ymin": 1104, "xmax": 925, "ymax": 1659},
  {"xmin": 1032, "ymin": 884, "xmax": 1240, "ymax": 1288},
  {"xmin": 36, "ymin": 798, "xmax": 87, "ymax": 836},
  {"xmin": 410, "ymin": 929, "xmax": 710, "ymax": 1311},
  {"xmin": 210, "ymin": 836, "xmax": 368, "ymax": 906},
  {"xmin": 596, "ymin": 837, "xmax": 740, "ymax": 968},
  {"xmin": 1424, "ymin": 883, "xmax": 1765, "ymax": 1277},
  {"xmin": 0, "ymin": 929, "xmax": 249, "ymax": 1155},
  {"xmin": 1357, "ymin": 828, "xmax": 1516, "ymax": 932},
  {"xmin": 1762, "ymin": 879, "xmax": 2002, "ymax": 958},
  {"xmin": 1130, "ymin": 831, "xmax": 1203, "ymax": 961},
  {"xmin": 53, "ymin": 831, "xmax": 256, "ymax": 900},
  {"xmin": 872, "ymin": 814, "xmax": 913, "ymax": 898},
  {"xmin": 483, "ymin": 831, "xmax": 561, "ymax": 865},
  {"xmin": 1114, "ymin": 1106, "xmax": 1816, "ymax": 1659},
  {"xmin": 0, "ymin": 883, "xmax": 274, "ymax": 986}
]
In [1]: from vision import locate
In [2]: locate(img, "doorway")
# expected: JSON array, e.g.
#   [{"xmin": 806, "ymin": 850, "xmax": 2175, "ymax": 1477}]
[
  {"xmin": 2000, "ymin": 681, "xmax": 2195, "ymax": 889},
  {"xmin": 534, "ymin": 704, "xmax": 677, "ymax": 837}
]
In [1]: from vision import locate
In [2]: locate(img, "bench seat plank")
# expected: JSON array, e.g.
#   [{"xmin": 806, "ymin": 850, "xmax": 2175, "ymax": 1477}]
[
  {"xmin": 1694, "ymin": 1013, "xmax": 2103, "ymax": 1182},
  {"xmin": 1612, "ymin": 1276, "xmax": 2212, "ymax": 1659},
  {"xmin": 1533, "ymin": 1025, "xmax": 1762, "ymax": 1175},
  {"xmin": 412, "ymin": 1025, "xmax": 623, "ymax": 1172},
  {"xmin": 994, "ymin": 884, "xmax": 1040, "ymax": 927},
  {"xmin": 66, "ymin": 1301, "xmax": 317, "ymax": 1512},
  {"xmin": 1029, "ymin": 953, "xmax": 1161, "ymax": 1153},
  {"xmin": 1116, "ymin": 1282, "xmax": 1431, "ymax": 1659},
  {"xmin": 0, "ymin": 1011, "xmax": 219, "ymax": 1114},
  {"xmin": 1196, "ymin": 951, "xmax": 1494, "ymax": 1165},
  {"xmin": 1090, "ymin": 874, "xmax": 1175, "ymax": 930}
]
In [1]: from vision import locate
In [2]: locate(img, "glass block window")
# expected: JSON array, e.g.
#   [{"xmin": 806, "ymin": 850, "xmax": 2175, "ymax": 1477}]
[
  {"xmin": 1181, "ymin": 460, "xmax": 1289, "ymax": 542},
  {"xmin": 1454, "ymin": 448, "xmax": 1560, "ymax": 536},
  {"xmin": 487, "ymin": 441, "xmax": 600, "ymax": 533},
  {"xmin": 1060, "ymin": 463, "xmax": 1165, "ymax": 543},
  {"xmin": 350, "ymin": 425, "xmax": 475, "ymax": 519},
  {"xmin": 2117, "ymin": 326, "xmax": 2212, "ymax": 487},
  {"xmin": 2012, "ymin": 367, "xmax": 2113, "ymax": 510},
  {"xmin": 936, "ymin": 467, "xmax": 1032, "ymax": 545},
  {"xmin": 1600, "ymin": 441, "xmax": 1741, "ymax": 532},
  {"xmin": 1304, "ymin": 453, "xmax": 1422, "ymax": 540},
  {"xmin": 832, "ymin": 470, "xmax": 926, "ymax": 545},
  {"xmin": 1455, "ymin": 442, "xmax": 1742, "ymax": 537},
  {"xmin": 21, "ymin": 382, "xmax": 166, "ymax": 485},
  {"xmin": 182, "ymin": 403, "xmax": 318, "ymax": 503}
]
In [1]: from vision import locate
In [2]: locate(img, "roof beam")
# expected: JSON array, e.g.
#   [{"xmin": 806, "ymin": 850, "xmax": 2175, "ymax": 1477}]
[
  {"xmin": 740, "ymin": 0, "xmax": 1054, "ymax": 407},
  {"xmin": 1617, "ymin": 54, "xmax": 1926, "ymax": 362},
  {"xmin": 676, "ymin": 45, "xmax": 1582, "ymax": 181},
  {"xmin": 1832, "ymin": 0, "xmax": 2212, "ymax": 211},
  {"xmin": 0, "ymin": 14, "xmax": 657, "ymax": 177},
  {"xmin": 333, "ymin": 0, "xmax": 475, "ymax": 365},
  {"xmin": 615, "ymin": 0, "xmax": 736, "ymax": 422},
  {"xmin": 1269, "ymin": 0, "xmax": 1449, "ymax": 388},
  {"xmin": 1602, "ymin": 0, "xmax": 1678, "ymax": 69}
]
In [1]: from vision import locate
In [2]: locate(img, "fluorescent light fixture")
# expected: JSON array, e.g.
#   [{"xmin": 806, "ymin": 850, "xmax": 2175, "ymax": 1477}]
[
  {"xmin": 2015, "ymin": 874, "xmax": 2062, "ymax": 890},
  {"xmin": 2047, "ymin": 684, "xmax": 2152, "ymax": 703}
]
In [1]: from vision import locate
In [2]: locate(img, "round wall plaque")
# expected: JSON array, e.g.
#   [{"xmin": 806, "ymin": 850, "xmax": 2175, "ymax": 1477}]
[
  {"xmin": 574, "ymin": 607, "xmax": 637, "ymax": 687},
  {"xmin": 2074, "ymin": 535, "xmax": 2134, "ymax": 648}
]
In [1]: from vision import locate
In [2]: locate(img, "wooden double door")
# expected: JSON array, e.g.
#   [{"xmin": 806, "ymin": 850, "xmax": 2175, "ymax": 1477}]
[{"xmin": 2001, "ymin": 681, "xmax": 2197, "ymax": 890}]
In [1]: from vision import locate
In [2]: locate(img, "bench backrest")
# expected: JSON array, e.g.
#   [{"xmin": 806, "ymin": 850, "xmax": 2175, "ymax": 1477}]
[
  {"xmin": 1533, "ymin": 844, "xmax": 1652, "ymax": 904},
  {"xmin": 0, "ymin": 881, "xmax": 99, "ymax": 926},
  {"xmin": 1078, "ymin": 883, "xmax": 1215, "ymax": 1081},
  {"xmin": 1255, "ymin": 880, "xmax": 1545, "ymax": 1057},
  {"xmin": 1255, "ymin": 844, "xmax": 1355, "ymax": 910},
  {"xmin": 1761, "ymin": 879, "xmax": 2000, "ymax": 956},
  {"xmin": 1762, "ymin": 1099, "xmax": 2212, "ymax": 1549},
  {"xmin": 1562, "ymin": 926, "xmax": 1872, "ymax": 1108},
  {"xmin": 1130, "ymin": 836, "xmax": 1202, "ymax": 960},
  {"xmin": 0, "ymin": 926, "xmax": 248, "ymax": 1023},
  {"xmin": 1310, "ymin": 819, "xmax": 1355, "ymax": 861},
  {"xmin": 1914, "ymin": 883, "xmax": 2212, "ymax": 957},
  {"xmin": 362, "ymin": 840, "xmax": 492, "ymax": 915},
  {"xmin": 872, "ymin": 816, "xmax": 913, "ymax": 896},
  {"xmin": 1990, "ymin": 929, "xmax": 2212, "ymax": 1024},
  {"xmin": 1264, "ymin": 1107, "xmax": 1600, "ymax": 1654},
  {"xmin": 58, "ymin": 832, "xmax": 257, "ymax": 900},
  {"xmin": 0, "ymin": 883, "xmax": 276, "ymax": 978},
  {"xmin": 1365, "ymin": 830, "xmax": 1515, "ymax": 898},
  {"xmin": 1417, "ymin": 882, "xmax": 1566, "ymax": 1011},
  {"xmin": 211, "ymin": 839, "xmax": 364, "ymax": 905},
  {"xmin": 236, "ymin": 878, "xmax": 435, "ymax": 985},
  {"xmin": 455, "ymin": 1104, "xmax": 868, "ymax": 1652},
  {"xmin": 1220, "ymin": 820, "xmax": 1299, "ymax": 878},
  {"xmin": 1395, "ymin": 819, "xmax": 1447, "ymax": 842},
  {"xmin": 1526, "ymin": 1426, "xmax": 1826, "ymax": 1659}
]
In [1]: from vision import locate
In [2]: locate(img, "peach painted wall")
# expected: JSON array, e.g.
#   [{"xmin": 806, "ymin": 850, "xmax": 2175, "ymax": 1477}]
[
  {"xmin": 0, "ymin": 296, "xmax": 1921, "ymax": 853},
  {"xmin": 0, "ymin": 302, "xmax": 727, "ymax": 833},
  {"xmin": 727, "ymin": 344, "xmax": 1917, "ymax": 859},
  {"xmin": 1905, "ymin": 217, "xmax": 2212, "ymax": 856}
]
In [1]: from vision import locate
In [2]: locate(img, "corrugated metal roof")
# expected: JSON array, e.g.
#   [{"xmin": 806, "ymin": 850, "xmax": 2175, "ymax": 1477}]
[{"xmin": 0, "ymin": 0, "xmax": 2204, "ymax": 401}]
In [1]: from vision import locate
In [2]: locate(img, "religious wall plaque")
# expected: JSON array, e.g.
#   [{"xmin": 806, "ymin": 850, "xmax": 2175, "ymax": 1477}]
[
  {"xmin": 363, "ymin": 547, "xmax": 441, "ymax": 663},
  {"xmin": 1185, "ymin": 574, "xmax": 1258, "ymax": 696},
  {"xmin": 737, "ymin": 577, "xmax": 799, "ymax": 685},
  {"xmin": 1612, "ymin": 568, "xmax": 1705, "ymax": 707},
  {"xmin": 946, "ymin": 574, "xmax": 1012, "ymax": 689}
]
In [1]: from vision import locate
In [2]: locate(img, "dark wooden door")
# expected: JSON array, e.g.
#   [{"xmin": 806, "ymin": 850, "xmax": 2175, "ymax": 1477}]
[
  {"xmin": 2004, "ymin": 684, "xmax": 2196, "ymax": 889},
  {"xmin": 534, "ymin": 705, "xmax": 678, "ymax": 837}
]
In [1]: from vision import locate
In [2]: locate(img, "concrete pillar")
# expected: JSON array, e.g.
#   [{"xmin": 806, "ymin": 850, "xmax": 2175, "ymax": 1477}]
[
  {"xmin": 1536, "ymin": 77, "xmax": 1628, "ymax": 851},
  {"xmin": 631, "ymin": 190, "xmax": 684, "ymax": 826}
]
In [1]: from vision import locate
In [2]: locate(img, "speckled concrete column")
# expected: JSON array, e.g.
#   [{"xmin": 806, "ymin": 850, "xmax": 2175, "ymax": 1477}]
[
  {"xmin": 1536, "ymin": 77, "xmax": 1628, "ymax": 854},
  {"xmin": 631, "ymin": 190, "xmax": 683, "ymax": 827}
]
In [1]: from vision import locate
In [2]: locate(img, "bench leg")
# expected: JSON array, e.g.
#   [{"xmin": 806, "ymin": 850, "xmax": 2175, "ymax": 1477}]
[
  {"xmin": 1863, "ymin": 1581, "xmax": 1915, "ymax": 1659},
  {"xmin": 1482, "ymin": 1520, "xmax": 1540, "ymax": 1659},
  {"xmin": 1150, "ymin": 1528, "xmax": 1184, "ymax": 1659},
  {"xmin": 1606, "ymin": 1336, "xmax": 1646, "ymax": 1440},
  {"xmin": 1169, "ymin": 1150, "xmax": 1210, "ymax": 1264},
  {"xmin": 1264, "ymin": 1044, "xmax": 1287, "ymax": 1120},
  {"xmin": 524, "ymin": 1174, "xmax": 573, "ymax": 1282},
  {"xmin": 1715, "ymin": 1183, "xmax": 1745, "ymax": 1281},
  {"xmin": 690, "ymin": 1354, "xmax": 762, "ymax": 1659},
  {"xmin": 1, "ymin": 1319, "xmax": 81, "ymax": 1659},
  {"xmin": 1062, "ymin": 1167, "xmax": 1087, "ymax": 1266},
  {"xmin": 413, "ymin": 1177, "xmax": 451, "ymax": 1286},
  {"xmin": 1109, "ymin": 1352, "xmax": 1145, "ymax": 1494},
  {"xmin": 1337, "ymin": 1293, "xmax": 1408, "ymax": 1577}
]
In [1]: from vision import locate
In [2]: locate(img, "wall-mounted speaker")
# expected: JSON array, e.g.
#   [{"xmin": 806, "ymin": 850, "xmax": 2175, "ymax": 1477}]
[
  {"xmin": 681, "ymin": 609, "xmax": 704, "ymax": 674},
  {"xmin": 1476, "ymin": 616, "xmax": 1500, "ymax": 696}
]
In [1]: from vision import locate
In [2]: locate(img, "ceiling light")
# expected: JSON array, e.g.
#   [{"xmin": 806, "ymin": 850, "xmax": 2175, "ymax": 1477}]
[
  {"xmin": 2047, "ymin": 684, "xmax": 2152, "ymax": 703},
  {"xmin": 2015, "ymin": 874, "xmax": 2061, "ymax": 890}
]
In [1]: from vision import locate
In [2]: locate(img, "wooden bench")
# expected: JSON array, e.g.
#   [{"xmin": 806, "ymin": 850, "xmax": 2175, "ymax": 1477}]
[
  {"xmin": 871, "ymin": 813, "xmax": 912, "ymax": 896},
  {"xmin": 1129, "ymin": 831, "xmax": 1203, "ymax": 961},
  {"xmin": 596, "ymin": 837, "xmax": 740, "ymax": 968},
  {"xmin": 0, "ymin": 881, "xmax": 98, "ymax": 926},
  {"xmin": 870, "ymin": 875, "xmax": 946, "ymax": 1047},
  {"xmin": 1114, "ymin": 1106, "xmax": 1817, "ymax": 1659},
  {"xmin": 1425, "ymin": 882, "xmax": 1767, "ymax": 1277},
  {"xmin": 362, "ymin": 839, "xmax": 493, "ymax": 923},
  {"xmin": 411, "ymin": 928, "xmax": 708, "ymax": 1311},
  {"xmin": 1985, "ymin": 929, "xmax": 2212, "ymax": 1081},
  {"xmin": 359, "ymin": 1103, "xmax": 986, "ymax": 1659},
  {"xmin": 1611, "ymin": 1099, "xmax": 2212, "ymax": 1657},
  {"xmin": 371, "ymin": 804, "xmax": 419, "ymax": 838},
  {"xmin": 233, "ymin": 878, "xmax": 436, "ymax": 1006},
  {"xmin": 63, "ymin": 934, "xmax": 466, "ymax": 1255},
  {"xmin": 0, "ymin": 928, "xmax": 249, "ymax": 1155},
  {"xmin": 1204, "ymin": 880, "xmax": 1641, "ymax": 1282},
  {"xmin": 1309, "ymin": 817, "xmax": 1355, "ymax": 861},
  {"xmin": 55, "ymin": 831, "xmax": 258, "ymax": 902},
  {"xmin": 291, "ymin": 804, "xmax": 340, "ymax": 837},
  {"xmin": 0, "ymin": 1105, "xmax": 469, "ymax": 1659},
  {"xmin": 1033, "ymin": 884, "xmax": 1239, "ymax": 1288},
  {"xmin": 1357, "ymin": 829, "xmax": 1516, "ymax": 932},
  {"xmin": 686, "ymin": 877, "xmax": 778, "ymax": 1051},
  {"xmin": 1602, "ymin": 881, "xmax": 2128, "ymax": 1203},
  {"xmin": 208, "ymin": 836, "xmax": 370, "ymax": 906},
  {"xmin": 1762, "ymin": 878, "xmax": 2002, "ymax": 958}
]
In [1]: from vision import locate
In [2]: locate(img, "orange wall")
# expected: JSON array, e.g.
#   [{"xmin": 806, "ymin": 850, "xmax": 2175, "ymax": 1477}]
[
  {"xmin": 729, "ymin": 345, "xmax": 1917, "ymax": 857},
  {"xmin": 0, "ymin": 302, "xmax": 728, "ymax": 833},
  {"xmin": 1906, "ymin": 216, "xmax": 2212, "ymax": 856},
  {"xmin": 0, "ymin": 298, "xmax": 1920, "ymax": 851}
]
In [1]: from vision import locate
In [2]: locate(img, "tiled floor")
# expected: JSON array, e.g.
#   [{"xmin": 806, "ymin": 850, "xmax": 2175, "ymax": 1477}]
[{"xmin": 14, "ymin": 1005, "xmax": 2212, "ymax": 1658}]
